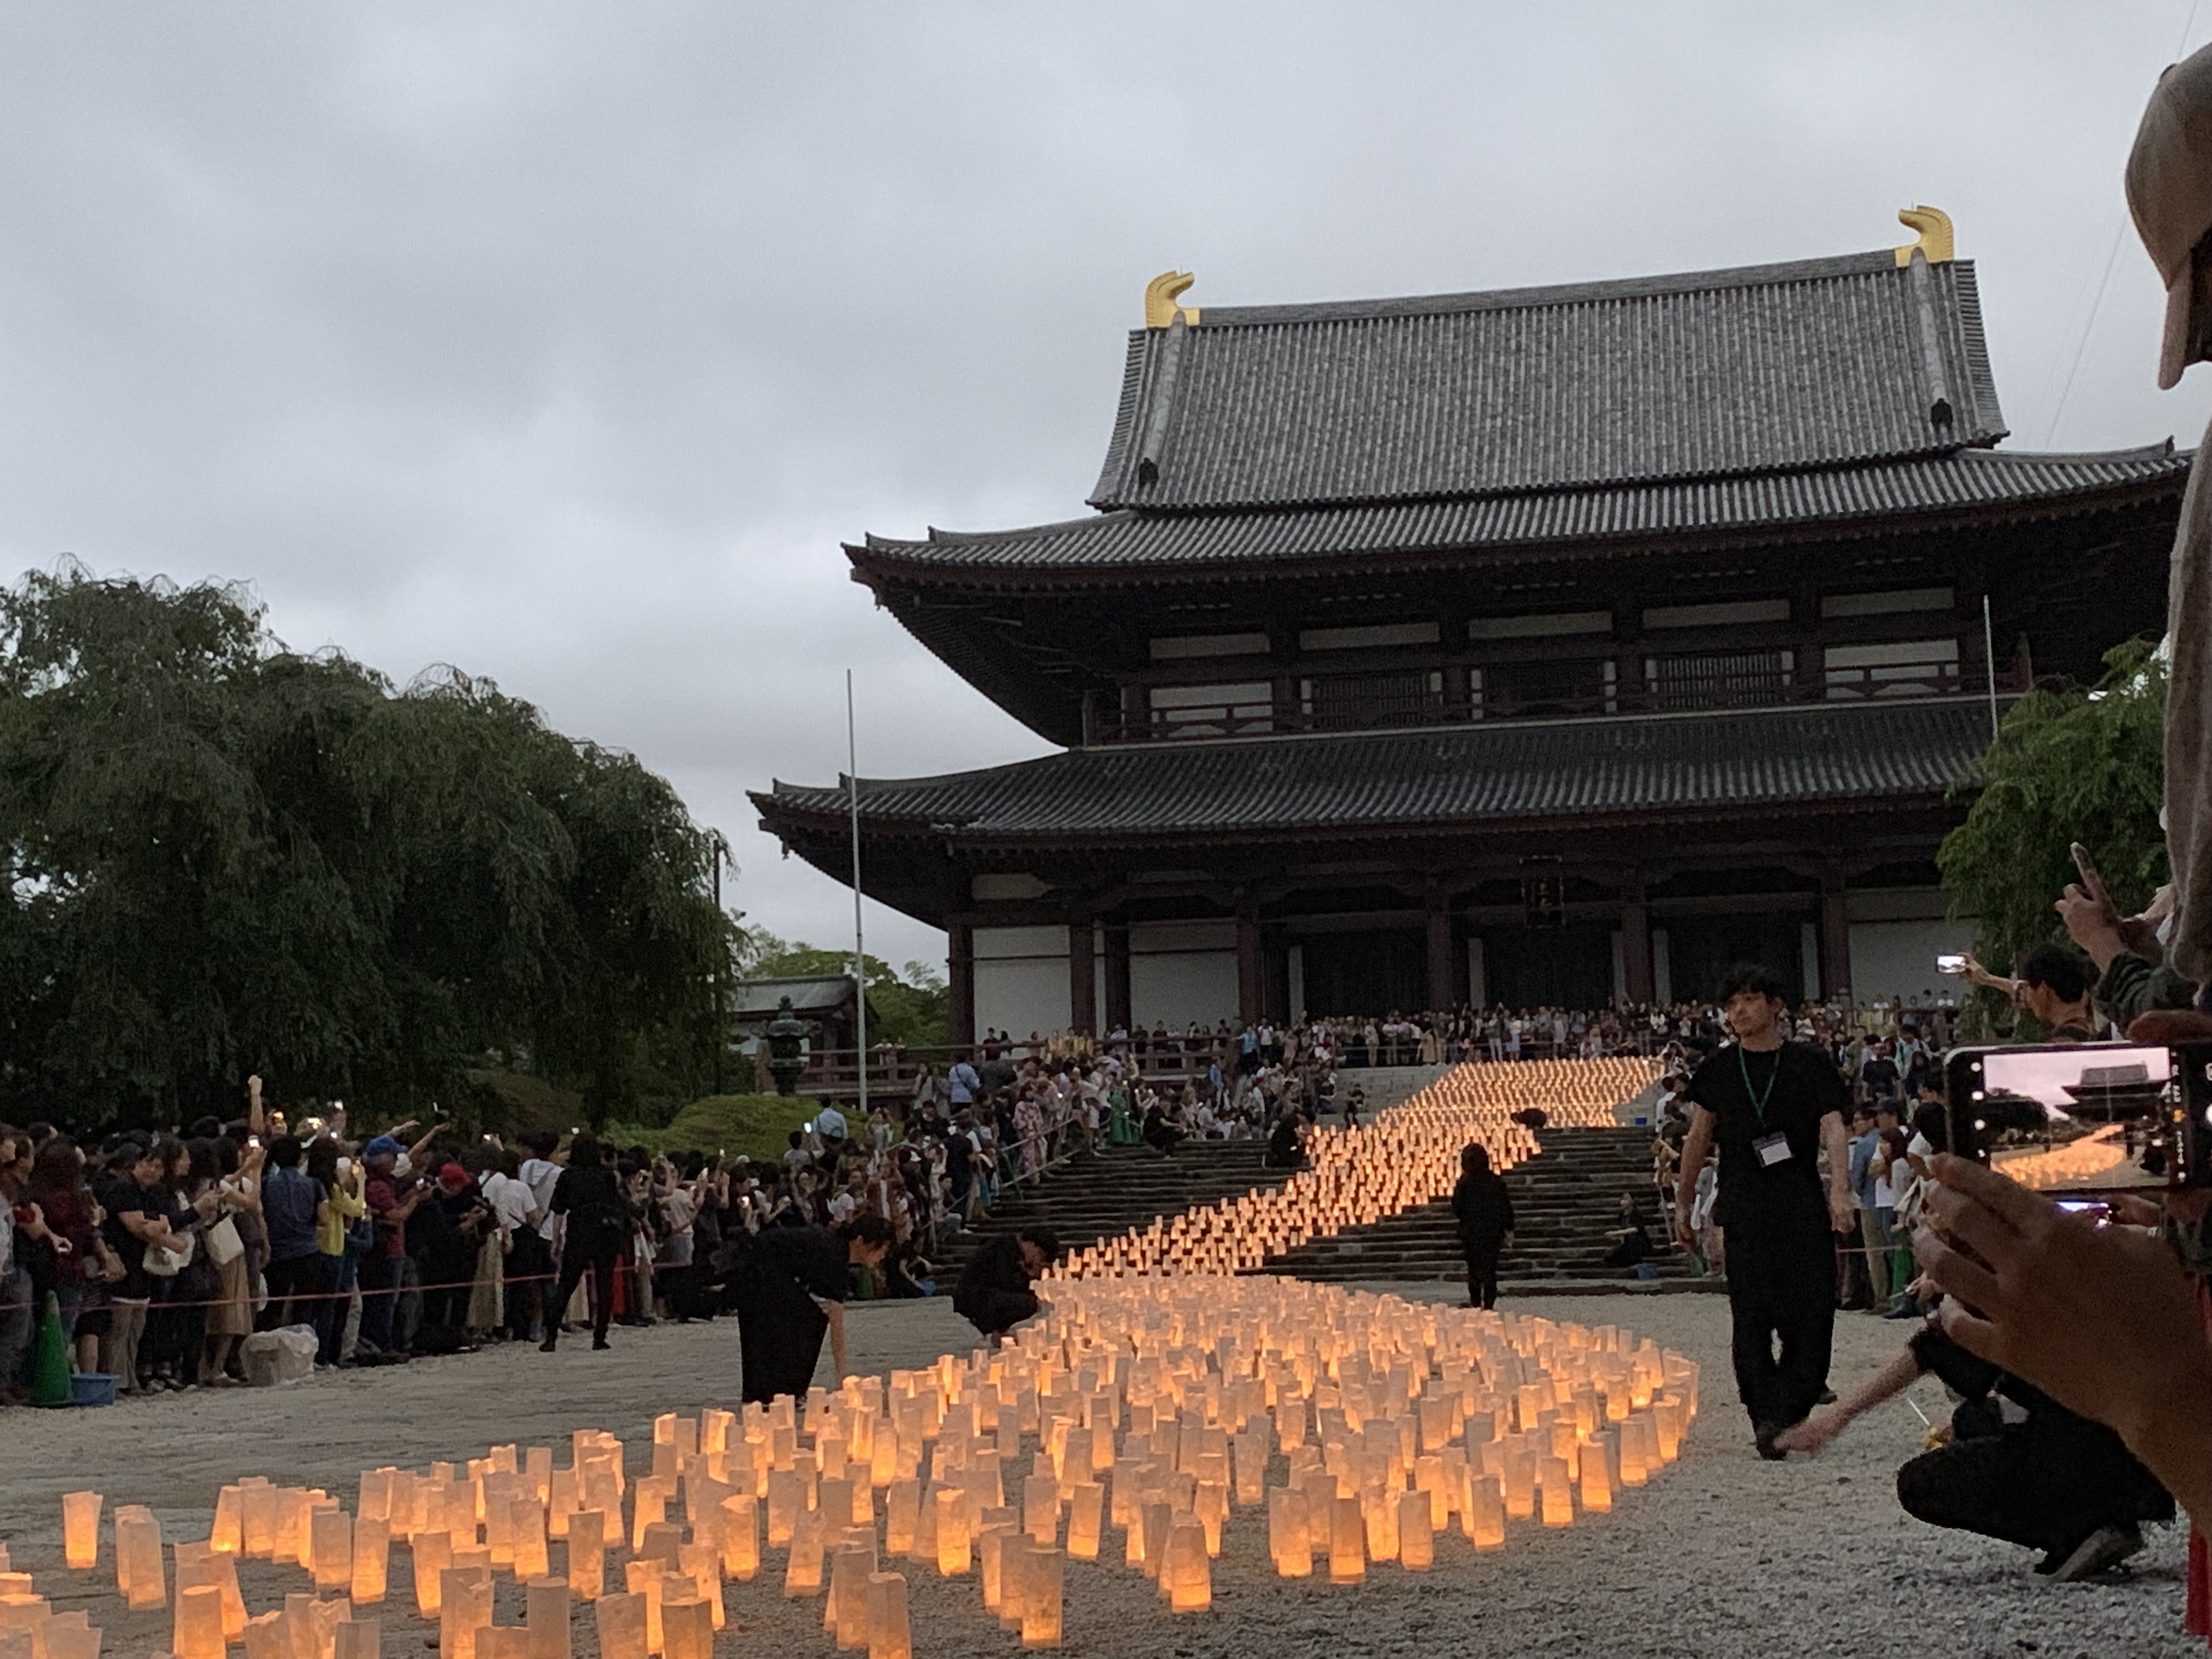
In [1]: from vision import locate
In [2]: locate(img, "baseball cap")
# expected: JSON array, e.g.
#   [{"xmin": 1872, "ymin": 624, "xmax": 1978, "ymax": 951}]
[
  {"xmin": 2127, "ymin": 42, "xmax": 2212, "ymax": 388},
  {"xmin": 363, "ymin": 1136, "xmax": 403, "ymax": 1161}
]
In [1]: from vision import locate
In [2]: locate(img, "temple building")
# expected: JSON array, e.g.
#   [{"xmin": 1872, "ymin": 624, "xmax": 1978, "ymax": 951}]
[{"xmin": 753, "ymin": 210, "xmax": 2187, "ymax": 1039}]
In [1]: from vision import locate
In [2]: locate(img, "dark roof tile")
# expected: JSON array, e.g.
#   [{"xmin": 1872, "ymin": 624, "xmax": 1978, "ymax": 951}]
[
  {"xmin": 860, "ymin": 447, "xmax": 2186, "ymax": 577},
  {"xmin": 1088, "ymin": 251, "xmax": 2007, "ymax": 511},
  {"xmin": 757, "ymin": 699, "xmax": 1990, "ymax": 843}
]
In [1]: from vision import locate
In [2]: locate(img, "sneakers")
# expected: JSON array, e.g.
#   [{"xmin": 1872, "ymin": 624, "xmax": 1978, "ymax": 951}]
[{"xmin": 2046, "ymin": 1524, "xmax": 2146, "ymax": 1582}]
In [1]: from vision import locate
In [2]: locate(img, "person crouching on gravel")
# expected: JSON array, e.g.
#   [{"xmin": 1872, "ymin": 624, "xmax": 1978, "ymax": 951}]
[{"xmin": 953, "ymin": 1226, "xmax": 1059, "ymax": 1342}]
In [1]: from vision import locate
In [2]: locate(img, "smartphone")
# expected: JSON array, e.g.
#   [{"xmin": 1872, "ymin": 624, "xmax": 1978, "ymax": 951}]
[
  {"xmin": 1945, "ymin": 1041, "xmax": 2210, "ymax": 1193},
  {"xmin": 1936, "ymin": 953, "xmax": 1968, "ymax": 975}
]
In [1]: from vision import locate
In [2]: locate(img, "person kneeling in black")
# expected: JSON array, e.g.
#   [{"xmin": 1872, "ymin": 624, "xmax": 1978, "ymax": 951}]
[
  {"xmin": 953, "ymin": 1226, "xmax": 1059, "ymax": 1341},
  {"xmin": 731, "ymin": 1215, "xmax": 893, "ymax": 1406},
  {"xmin": 1775, "ymin": 1315, "xmax": 2171, "ymax": 1579}
]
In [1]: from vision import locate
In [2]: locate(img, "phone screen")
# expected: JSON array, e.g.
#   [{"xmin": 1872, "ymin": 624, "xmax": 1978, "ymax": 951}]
[{"xmin": 1946, "ymin": 1042, "xmax": 2182, "ymax": 1193}]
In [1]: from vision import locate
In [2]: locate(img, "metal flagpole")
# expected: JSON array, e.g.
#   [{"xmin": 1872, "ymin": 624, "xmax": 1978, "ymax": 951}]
[
  {"xmin": 1982, "ymin": 594, "xmax": 2000, "ymax": 742},
  {"xmin": 848, "ymin": 670, "xmax": 868, "ymax": 1118}
]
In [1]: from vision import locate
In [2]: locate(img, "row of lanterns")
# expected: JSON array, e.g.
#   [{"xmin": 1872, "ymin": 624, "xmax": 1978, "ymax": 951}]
[
  {"xmin": 1061, "ymin": 1057, "xmax": 1658, "ymax": 1278},
  {"xmin": 28, "ymin": 1272, "xmax": 1694, "ymax": 1657}
]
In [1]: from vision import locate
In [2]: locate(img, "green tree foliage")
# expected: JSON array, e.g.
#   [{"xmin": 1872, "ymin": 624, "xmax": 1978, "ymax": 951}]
[
  {"xmin": 1938, "ymin": 639, "xmax": 2168, "ymax": 987},
  {"xmin": 737, "ymin": 928, "xmax": 949, "ymax": 1048},
  {"xmin": 0, "ymin": 566, "xmax": 733, "ymax": 1131}
]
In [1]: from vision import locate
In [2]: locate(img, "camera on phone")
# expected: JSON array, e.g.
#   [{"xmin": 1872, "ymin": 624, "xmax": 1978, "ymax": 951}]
[{"xmin": 1945, "ymin": 1041, "xmax": 2212, "ymax": 1194}]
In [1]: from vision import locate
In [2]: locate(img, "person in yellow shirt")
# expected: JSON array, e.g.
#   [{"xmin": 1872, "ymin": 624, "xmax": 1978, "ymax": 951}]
[{"xmin": 304, "ymin": 1138, "xmax": 366, "ymax": 1368}]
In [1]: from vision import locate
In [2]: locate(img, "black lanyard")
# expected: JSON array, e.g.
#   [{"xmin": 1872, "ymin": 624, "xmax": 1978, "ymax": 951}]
[{"xmin": 1737, "ymin": 1044, "xmax": 1781, "ymax": 1130}]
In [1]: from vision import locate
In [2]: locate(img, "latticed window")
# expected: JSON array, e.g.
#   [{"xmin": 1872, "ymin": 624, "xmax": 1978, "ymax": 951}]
[
  {"xmin": 1644, "ymin": 648, "xmax": 1795, "ymax": 710},
  {"xmin": 1299, "ymin": 670, "xmax": 1442, "ymax": 729}
]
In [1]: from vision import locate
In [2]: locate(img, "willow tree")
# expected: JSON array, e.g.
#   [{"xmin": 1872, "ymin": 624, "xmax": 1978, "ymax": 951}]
[
  {"xmin": 1937, "ymin": 639, "xmax": 2168, "ymax": 983},
  {"xmin": 0, "ymin": 566, "xmax": 733, "ymax": 1130}
]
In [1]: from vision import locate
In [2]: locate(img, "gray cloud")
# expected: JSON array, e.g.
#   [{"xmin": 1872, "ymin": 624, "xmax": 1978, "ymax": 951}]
[{"xmin": 2, "ymin": 1, "xmax": 2207, "ymax": 974}]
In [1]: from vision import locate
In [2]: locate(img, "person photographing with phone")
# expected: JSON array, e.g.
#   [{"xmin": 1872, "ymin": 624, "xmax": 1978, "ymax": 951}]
[{"xmin": 1673, "ymin": 963, "xmax": 1856, "ymax": 1458}]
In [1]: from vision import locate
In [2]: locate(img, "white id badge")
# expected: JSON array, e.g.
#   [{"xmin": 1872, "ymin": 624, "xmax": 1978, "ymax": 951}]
[{"xmin": 1753, "ymin": 1132, "xmax": 1793, "ymax": 1167}]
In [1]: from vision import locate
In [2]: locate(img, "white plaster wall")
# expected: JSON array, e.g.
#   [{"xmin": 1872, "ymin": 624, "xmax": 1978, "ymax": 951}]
[
  {"xmin": 1127, "ymin": 919, "xmax": 1239, "ymax": 1028},
  {"xmin": 972, "ymin": 926, "xmax": 1070, "ymax": 1040},
  {"xmin": 1849, "ymin": 918, "xmax": 1976, "ymax": 1006}
]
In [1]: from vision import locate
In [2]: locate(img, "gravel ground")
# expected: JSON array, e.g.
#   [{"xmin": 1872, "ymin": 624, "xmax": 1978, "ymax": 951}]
[{"xmin": 3, "ymin": 1285, "xmax": 2195, "ymax": 1659}]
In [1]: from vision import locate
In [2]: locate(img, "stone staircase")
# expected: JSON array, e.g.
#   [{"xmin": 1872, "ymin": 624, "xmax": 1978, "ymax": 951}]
[
  {"xmin": 1257, "ymin": 1125, "xmax": 1700, "ymax": 1289},
  {"xmin": 1322, "ymin": 1063, "xmax": 1450, "ymax": 1120},
  {"xmin": 932, "ymin": 1139, "xmax": 1299, "ymax": 1276}
]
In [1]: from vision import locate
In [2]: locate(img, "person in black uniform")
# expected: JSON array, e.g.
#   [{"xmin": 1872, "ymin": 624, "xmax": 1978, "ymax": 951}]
[
  {"xmin": 952, "ymin": 1225, "xmax": 1060, "ymax": 1341},
  {"xmin": 733, "ymin": 1214, "xmax": 893, "ymax": 1405},
  {"xmin": 1450, "ymin": 1143, "xmax": 1514, "ymax": 1310},
  {"xmin": 543, "ymin": 1135, "xmax": 628, "ymax": 1353},
  {"xmin": 1671, "ymin": 963, "xmax": 1855, "ymax": 1457}
]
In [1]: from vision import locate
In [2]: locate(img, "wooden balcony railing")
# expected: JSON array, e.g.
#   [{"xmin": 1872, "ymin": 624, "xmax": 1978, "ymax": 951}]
[{"xmin": 1089, "ymin": 658, "xmax": 2024, "ymax": 745}]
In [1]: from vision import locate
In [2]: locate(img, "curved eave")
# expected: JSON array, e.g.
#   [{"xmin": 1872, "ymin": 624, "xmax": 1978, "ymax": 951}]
[{"xmin": 847, "ymin": 448, "xmax": 2187, "ymax": 594}]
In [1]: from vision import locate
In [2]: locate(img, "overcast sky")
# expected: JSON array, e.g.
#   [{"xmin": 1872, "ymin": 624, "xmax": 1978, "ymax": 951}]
[{"xmin": 3, "ymin": 2, "xmax": 2210, "ymax": 975}]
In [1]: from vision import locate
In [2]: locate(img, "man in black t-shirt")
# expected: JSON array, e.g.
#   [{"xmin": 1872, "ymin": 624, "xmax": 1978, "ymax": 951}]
[{"xmin": 1673, "ymin": 963, "xmax": 1855, "ymax": 1456}]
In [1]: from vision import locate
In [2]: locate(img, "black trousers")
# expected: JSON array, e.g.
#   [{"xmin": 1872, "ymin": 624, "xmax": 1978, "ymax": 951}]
[
  {"xmin": 1897, "ymin": 1412, "xmax": 2171, "ymax": 1556},
  {"xmin": 1462, "ymin": 1241, "xmax": 1502, "ymax": 1311},
  {"xmin": 735, "ymin": 1272, "xmax": 829, "ymax": 1404},
  {"xmin": 1724, "ymin": 1222, "xmax": 1836, "ymax": 1434},
  {"xmin": 506, "ymin": 1229, "xmax": 551, "ymax": 1340},
  {"xmin": 548, "ymin": 1249, "xmax": 618, "ymax": 1347},
  {"xmin": 955, "ymin": 1286, "xmax": 1040, "ymax": 1338}
]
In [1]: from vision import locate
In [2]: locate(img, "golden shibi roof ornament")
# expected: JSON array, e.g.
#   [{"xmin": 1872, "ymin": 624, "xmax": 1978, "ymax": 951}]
[
  {"xmin": 1894, "ymin": 204, "xmax": 1955, "ymax": 266},
  {"xmin": 1144, "ymin": 270, "xmax": 1200, "ymax": 328}
]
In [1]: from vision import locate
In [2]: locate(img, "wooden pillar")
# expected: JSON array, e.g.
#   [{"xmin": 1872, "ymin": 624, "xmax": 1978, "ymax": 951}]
[
  {"xmin": 947, "ymin": 922, "xmax": 975, "ymax": 1049},
  {"xmin": 1235, "ymin": 904, "xmax": 1263, "ymax": 1026},
  {"xmin": 1621, "ymin": 894, "xmax": 1654, "ymax": 1004},
  {"xmin": 1067, "ymin": 917, "xmax": 1096, "ymax": 1037},
  {"xmin": 1103, "ymin": 919, "xmax": 1132, "ymax": 1033},
  {"xmin": 1425, "ymin": 897, "xmax": 1455, "ymax": 1013},
  {"xmin": 1819, "ymin": 876, "xmax": 1852, "ymax": 1004}
]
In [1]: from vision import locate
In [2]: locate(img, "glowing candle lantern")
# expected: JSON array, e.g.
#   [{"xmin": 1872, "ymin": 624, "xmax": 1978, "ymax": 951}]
[
  {"xmin": 524, "ymin": 1580, "xmax": 569, "ymax": 1659},
  {"xmin": 511, "ymin": 1505, "xmax": 549, "ymax": 1585},
  {"xmin": 1464, "ymin": 1476, "xmax": 1506, "ymax": 1551},
  {"xmin": 675, "ymin": 1546, "xmax": 723, "ymax": 1632},
  {"xmin": 619, "ymin": 1562, "xmax": 665, "ymax": 1656},
  {"xmin": 207, "ymin": 1550, "xmax": 248, "ymax": 1639},
  {"xmin": 1063, "ymin": 1482, "xmax": 1103, "ymax": 1562},
  {"xmin": 1361, "ymin": 1489, "xmax": 1398, "ymax": 1564},
  {"xmin": 441, "ymin": 1573, "xmax": 493, "ymax": 1659},
  {"xmin": 826, "ymin": 1545, "xmax": 874, "ymax": 1651},
  {"xmin": 176, "ymin": 1585, "xmax": 227, "ymax": 1659},
  {"xmin": 881, "ymin": 1482, "xmax": 918, "ymax": 1559},
  {"xmin": 1232, "ymin": 1430, "xmax": 1268, "ymax": 1506},
  {"xmin": 1620, "ymin": 1414, "xmax": 1656, "ymax": 1486},
  {"xmin": 1328, "ymin": 1496, "xmax": 1365, "ymax": 1585},
  {"xmin": 931, "ymin": 1490, "xmax": 969, "ymax": 1577},
  {"xmin": 592, "ymin": 1595, "xmax": 646, "ymax": 1659},
  {"xmin": 348, "ymin": 1519, "xmax": 388, "ymax": 1606},
  {"xmin": 241, "ymin": 1487, "xmax": 279, "ymax": 1561},
  {"xmin": 273, "ymin": 1494, "xmax": 308, "ymax": 1567},
  {"xmin": 1022, "ymin": 1476, "xmax": 1058, "ymax": 1546},
  {"xmin": 1397, "ymin": 1490, "xmax": 1434, "ymax": 1570},
  {"xmin": 1163, "ymin": 1519, "xmax": 1210, "ymax": 1613},
  {"xmin": 635, "ymin": 1524, "xmax": 681, "ymax": 1569},
  {"xmin": 211, "ymin": 1488, "xmax": 244, "ymax": 1557},
  {"xmin": 1268, "ymin": 1488, "xmax": 1312, "ymax": 1578},
  {"xmin": 1020, "ymin": 1547, "xmax": 1062, "ymax": 1649},
  {"xmin": 1538, "ymin": 1459, "xmax": 1575, "ymax": 1528},
  {"xmin": 310, "ymin": 1511, "xmax": 353, "ymax": 1593},
  {"xmin": 763, "ymin": 1474, "xmax": 800, "ymax": 1550},
  {"xmin": 116, "ymin": 1506, "xmax": 166, "ymax": 1611},
  {"xmin": 1579, "ymin": 1444, "xmax": 1614, "ymax": 1514},
  {"xmin": 46, "ymin": 1614, "xmax": 99, "ymax": 1659},
  {"xmin": 563, "ymin": 1512, "xmax": 603, "ymax": 1603},
  {"xmin": 242, "ymin": 1613, "xmax": 287, "ymax": 1659},
  {"xmin": 785, "ymin": 1511, "xmax": 827, "ymax": 1597},
  {"xmin": 659, "ymin": 1599, "xmax": 710, "ymax": 1659},
  {"xmin": 62, "ymin": 1493, "xmax": 103, "ymax": 1570},
  {"xmin": 629, "ymin": 1483, "xmax": 667, "ymax": 1554},
  {"xmin": 1501, "ymin": 1447, "xmax": 1536, "ymax": 1521},
  {"xmin": 545, "ymin": 1473, "xmax": 578, "ymax": 1542},
  {"xmin": 864, "ymin": 1573, "xmax": 911, "ymax": 1659},
  {"xmin": 410, "ymin": 1534, "xmax": 453, "ymax": 1620},
  {"xmin": 332, "ymin": 1622, "xmax": 378, "ymax": 1659},
  {"xmin": 716, "ymin": 1497, "xmax": 758, "ymax": 1583}
]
